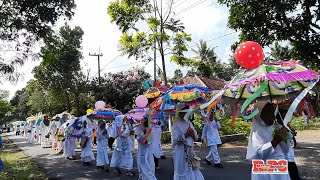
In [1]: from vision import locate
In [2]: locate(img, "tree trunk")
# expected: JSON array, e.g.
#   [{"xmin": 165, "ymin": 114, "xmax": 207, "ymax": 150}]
[
  {"xmin": 66, "ymin": 93, "xmax": 71, "ymax": 112},
  {"xmin": 159, "ymin": 8, "xmax": 168, "ymax": 86}
]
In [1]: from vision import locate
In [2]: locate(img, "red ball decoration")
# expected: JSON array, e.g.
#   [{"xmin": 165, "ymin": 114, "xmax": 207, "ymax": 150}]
[{"xmin": 235, "ymin": 41, "xmax": 264, "ymax": 69}]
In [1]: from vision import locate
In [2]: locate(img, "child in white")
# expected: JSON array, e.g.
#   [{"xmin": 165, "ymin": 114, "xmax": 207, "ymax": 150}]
[
  {"xmin": 80, "ymin": 118, "xmax": 95, "ymax": 166},
  {"xmin": 96, "ymin": 120, "xmax": 110, "ymax": 172},
  {"xmin": 136, "ymin": 118, "xmax": 157, "ymax": 180},
  {"xmin": 201, "ymin": 113, "xmax": 223, "ymax": 168},
  {"xmin": 110, "ymin": 115, "xmax": 135, "ymax": 176}
]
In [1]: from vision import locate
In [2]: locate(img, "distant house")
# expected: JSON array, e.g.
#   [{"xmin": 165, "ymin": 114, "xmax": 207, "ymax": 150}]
[{"xmin": 179, "ymin": 72, "xmax": 225, "ymax": 90}]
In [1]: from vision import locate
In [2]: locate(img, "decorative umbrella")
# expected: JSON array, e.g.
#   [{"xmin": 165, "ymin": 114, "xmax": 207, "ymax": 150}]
[
  {"xmin": 26, "ymin": 116, "xmax": 36, "ymax": 122},
  {"xmin": 87, "ymin": 108, "xmax": 123, "ymax": 120},
  {"xmin": 222, "ymin": 60, "xmax": 319, "ymax": 123},
  {"xmin": 143, "ymin": 80, "xmax": 169, "ymax": 99},
  {"xmin": 150, "ymin": 84, "xmax": 214, "ymax": 116}
]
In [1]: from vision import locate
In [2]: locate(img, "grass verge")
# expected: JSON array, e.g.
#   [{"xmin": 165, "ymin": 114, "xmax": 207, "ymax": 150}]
[{"xmin": 0, "ymin": 135, "xmax": 46, "ymax": 180}]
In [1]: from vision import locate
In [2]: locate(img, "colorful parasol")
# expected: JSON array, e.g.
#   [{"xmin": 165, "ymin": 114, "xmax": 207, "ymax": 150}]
[
  {"xmin": 87, "ymin": 108, "xmax": 123, "ymax": 120},
  {"xmin": 128, "ymin": 107, "xmax": 149, "ymax": 122},
  {"xmin": 150, "ymin": 84, "xmax": 213, "ymax": 117},
  {"xmin": 222, "ymin": 60, "xmax": 319, "ymax": 122},
  {"xmin": 143, "ymin": 80, "xmax": 169, "ymax": 99},
  {"xmin": 26, "ymin": 116, "xmax": 36, "ymax": 122}
]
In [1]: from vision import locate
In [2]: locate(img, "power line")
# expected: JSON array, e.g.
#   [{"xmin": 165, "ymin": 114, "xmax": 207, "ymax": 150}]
[
  {"xmin": 101, "ymin": 61, "xmax": 144, "ymax": 72},
  {"xmin": 91, "ymin": 54, "xmax": 122, "ymax": 78},
  {"xmin": 173, "ymin": 0, "xmax": 207, "ymax": 17}
]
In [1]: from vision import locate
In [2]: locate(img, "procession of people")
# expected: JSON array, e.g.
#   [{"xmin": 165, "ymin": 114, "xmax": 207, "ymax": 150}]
[{"xmin": 12, "ymin": 48, "xmax": 320, "ymax": 180}]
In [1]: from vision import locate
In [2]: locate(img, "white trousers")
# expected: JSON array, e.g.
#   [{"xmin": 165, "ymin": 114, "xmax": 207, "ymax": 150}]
[{"xmin": 206, "ymin": 145, "xmax": 221, "ymax": 164}]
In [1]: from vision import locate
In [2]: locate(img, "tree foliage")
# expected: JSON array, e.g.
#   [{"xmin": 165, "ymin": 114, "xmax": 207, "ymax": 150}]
[
  {"xmin": 0, "ymin": 0, "xmax": 76, "ymax": 80},
  {"xmin": 170, "ymin": 69, "xmax": 183, "ymax": 84},
  {"xmin": 266, "ymin": 41, "xmax": 294, "ymax": 61},
  {"xmin": 89, "ymin": 67, "xmax": 150, "ymax": 111},
  {"xmin": 32, "ymin": 24, "xmax": 86, "ymax": 115},
  {"xmin": 218, "ymin": 0, "xmax": 320, "ymax": 69},
  {"xmin": 107, "ymin": 0, "xmax": 192, "ymax": 85}
]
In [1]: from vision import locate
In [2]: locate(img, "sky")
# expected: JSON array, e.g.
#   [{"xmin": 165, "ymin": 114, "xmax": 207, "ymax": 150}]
[{"xmin": 1, "ymin": 0, "xmax": 240, "ymax": 99}]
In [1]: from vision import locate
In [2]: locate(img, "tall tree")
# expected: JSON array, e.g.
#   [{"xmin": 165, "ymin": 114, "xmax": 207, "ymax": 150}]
[
  {"xmin": 0, "ymin": 98, "xmax": 13, "ymax": 124},
  {"xmin": 218, "ymin": 0, "xmax": 320, "ymax": 69},
  {"xmin": 0, "ymin": 89, "xmax": 9, "ymax": 100},
  {"xmin": 0, "ymin": 0, "xmax": 76, "ymax": 81},
  {"xmin": 107, "ymin": 0, "xmax": 192, "ymax": 85},
  {"xmin": 170, "ymin": 69, "xmax": 183, "ymax": 83},
  {"xmin": 33, "ymin": 24, "xmax": 86, "ymax": 115}
]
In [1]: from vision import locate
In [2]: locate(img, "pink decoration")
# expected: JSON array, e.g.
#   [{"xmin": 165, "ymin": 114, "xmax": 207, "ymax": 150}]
[
  {"xmin": 135, "ymin": 95, "xmax": 148, "ymax": 108},
  {"xmin": 235, "ymin": 41, "xmax": 264, "ymax": 69},
  {"xmin": 228, "ymin": 70, "xmax": 319, "ymax": 87},
  {"xmin": 95, "ymin": 101, "xmax": 105, "ymax": 110}
]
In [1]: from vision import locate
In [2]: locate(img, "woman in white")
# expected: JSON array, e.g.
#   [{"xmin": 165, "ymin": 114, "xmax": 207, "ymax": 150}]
[
  {"xmin": 172, "ymin": 109, "xmax": 204, "ymax": 180},
  {"xmin": 110, "ymin": 115, "xmax": 135, "ymax": 176},
  {"xmin": 201, "ymin": 112, "xmax": 223, "ymax": 168},
  {"xmin": 96, "ymin": 120, "xmax": 110, "ymax": 172},
  {"xmin": 247, "ymin": 101, "xmax": 291, "ymax": 180},
  {"xmin": 80, "ymin": 118, "xmax": 95, "ymax": 166},
  {"xmin": 64, "ymin": 121, "xmax": 77, "ymax": 160},
  {"xmin": 136, "ymin": 117, "xmax": 157, "ymax": 180},
  {"xmin": 49, "ymin": 116, "xmax": 62, "ymax": 151},
  {"xmin": 151, "ymin": 118, "xmax": 164, "ymax": 169},
  {"xmin": 40, "ymin": 115, "xmax": 51, "ymax": 148},
  {"xmin": 26, "ymin": 122, "xmax": 35, "ymax": 144}
]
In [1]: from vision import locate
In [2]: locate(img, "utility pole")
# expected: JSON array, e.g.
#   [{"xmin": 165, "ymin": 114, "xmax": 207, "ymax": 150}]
[
  {"xmin": 153, "ymin": 0, "xmax": 157, "ymax": 82},
  {"xmin": 89, "ymin": 47, "xmax": 103, "ymax": 85}
]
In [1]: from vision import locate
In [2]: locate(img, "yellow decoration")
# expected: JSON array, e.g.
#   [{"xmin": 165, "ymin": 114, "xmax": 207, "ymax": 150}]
[
  {"xmin": 170, "ymin": 92, "xmax": 195, "ymax": 101},
  {"xmin": 86, "ymin": 109, "xmax": 93, "ymax": 115},
  {"xmin": 145, "ymin": 91, "xmax": 160, "ymax": 98}
]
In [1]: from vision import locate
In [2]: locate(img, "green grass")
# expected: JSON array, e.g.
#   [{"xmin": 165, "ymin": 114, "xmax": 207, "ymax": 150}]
[{"xmin": 0, "ymin": 136, "xmax": 46, "ymax": 180}]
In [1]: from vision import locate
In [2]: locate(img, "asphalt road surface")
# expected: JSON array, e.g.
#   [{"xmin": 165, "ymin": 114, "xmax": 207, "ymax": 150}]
[{"xmin": 7, "ymin": 132, "xmax": 252, "ymax": 180}]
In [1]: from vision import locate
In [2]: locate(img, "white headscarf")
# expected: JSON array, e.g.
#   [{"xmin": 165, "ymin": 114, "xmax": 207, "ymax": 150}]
[
  {"xmin": 246, "ymin": 101, "xmax": 275, "ymax": 160},
  {"xmin": 112, "ymin": 115, "xmax": 126, "ymax": 137}
]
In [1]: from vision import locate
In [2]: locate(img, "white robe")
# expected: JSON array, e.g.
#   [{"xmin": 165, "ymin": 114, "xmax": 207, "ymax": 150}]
[
  {"xmin": 247, "ymin": 108, "xmax": 291, "ymax": 180},
  {"xmin": 50, "ymin": 121, "xmax": 61, "ymax": 149},
  {"xmin": 151, "ymin": 124, "xmax": 164, "ymax": 158},
  {"xmin": 136, "ymin": 126, "xmax": 157, "ymax": 180},
  {"xmin": 96, "ymin": 128, "xmax": 109, "ymax": 166},
  {"xmin": 40, "ymin": 120, "xmax": 51, "ymax": 148},
  {"xmin": 172, "ymin": 119, "xmax": 204, "ymax": 180},
  {"xmin": 81, "ymin": 127, "xmax": 95, "ymax": 162},
  {"xmin": 110, "ymin": 115, "xmax": 133, "ymax": 170},
  {"xmin": 64, "ymin": 123, "xmax": 77, "ymax": 158},
  {"xmin": 201, "ymin": 120, "xmax": 222, "ymax": 164},
  {"xmin": 26, "ymin": 123, "xmax": 35, "ymax": 144}
]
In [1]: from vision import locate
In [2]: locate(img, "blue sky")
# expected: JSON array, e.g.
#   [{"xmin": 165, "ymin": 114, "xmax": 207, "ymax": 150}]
[{"xmin": 1, "ymin": 0, "xmax": 240, "ymax": 99}]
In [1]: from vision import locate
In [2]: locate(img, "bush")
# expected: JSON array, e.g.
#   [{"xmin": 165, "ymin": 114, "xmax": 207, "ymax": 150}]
[
  {"xmin": 290, "ymin": 116, "xmax": 320, "ymax": 131},
  {"xmin": 219, "ymin": 117, "xmax": 252, "ymax": 137},
  {"xmin": 161, "ymin": 131, "xmax": 171, "ymax": 144}
]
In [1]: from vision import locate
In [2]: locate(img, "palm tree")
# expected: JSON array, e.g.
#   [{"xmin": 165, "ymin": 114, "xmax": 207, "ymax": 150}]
[
  {"xmin": 267, "ymin": 41, "xmax": 293, "ymax": 61},
  {"xmin": 191, "ymin": 39, "xmax": 219, "ymax": 77}
]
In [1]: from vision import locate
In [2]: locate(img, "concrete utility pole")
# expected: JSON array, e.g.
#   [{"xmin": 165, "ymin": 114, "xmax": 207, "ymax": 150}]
[{"xmin": 89, "ymin": 47, "xmax": 103, "ymax": 85}]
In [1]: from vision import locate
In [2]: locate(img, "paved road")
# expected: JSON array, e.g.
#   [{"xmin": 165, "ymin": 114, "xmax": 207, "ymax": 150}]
[{"xmin": 7, "ymin": 132, "xmax": 251, "ymax": 180}]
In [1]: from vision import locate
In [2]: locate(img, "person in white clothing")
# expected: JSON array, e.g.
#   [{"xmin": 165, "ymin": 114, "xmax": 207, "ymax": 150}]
[
  {"xmin": 49, "ymin": 116, "xmax": 62, "ymax": 152},
  {"xmin": 151, "ymin": 117, "xmax": 165, "ymax": 170},
  {"xmin": 202, "ymin": 112, "xmax": 223, "ymax": 168},
  {"xmin": 80, "ymin": 118, "xmax": 95, "ymax": 166},
  {"xmin": 172, "ymin": 108, "xmax": 204, "ymax": 180},
  {"xmin": 277, "ymin": 107, "xmax": 301, "ymax": 180},
  {"xmin": 136, "ymin": 117, "xmax": 157, "ymax": 180},
  {"xmin": 247, "ymin": 101, "xmax": 291, "ymax": 180},
  {"xmin": 110, "ymin": 115, "xmax": 135, "ymax": 176},
  {"xmin": 64, "ymin": 121, "xmax": 77, "ymax": 160},
  {"xmin": 96, "ymin": 120, "xmax": 110, "ymax": 172},
  {"xmin": 40, "ymin": 115, "xmax": 51, "ymax": 148}
]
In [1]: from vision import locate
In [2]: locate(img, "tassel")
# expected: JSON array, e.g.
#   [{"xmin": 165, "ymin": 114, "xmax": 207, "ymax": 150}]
[
  {"xmin": 231, "ymin": 103, "xmax": 239, "ymax": 126},
  {"xmin": 298, "ymin": 99, "xmax": 305, "ymax": 116}
]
